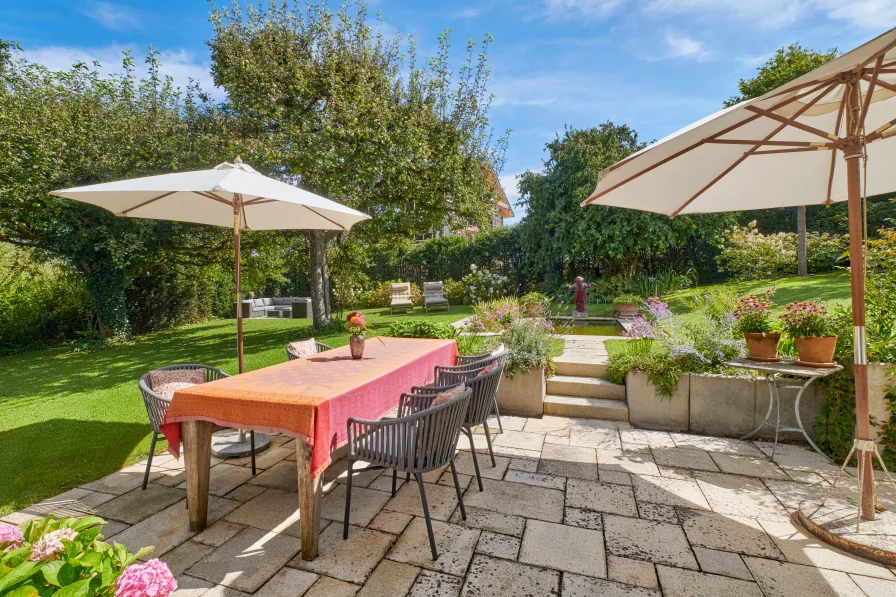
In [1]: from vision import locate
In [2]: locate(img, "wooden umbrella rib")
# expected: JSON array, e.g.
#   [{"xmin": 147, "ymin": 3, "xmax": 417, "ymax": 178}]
[
  {"xmin": 118, "ymin": 191, "xmax": 176, "ymax": 215},
  {"xmin": 196, "ymin": 191, "xmax": 234, "ymax": 207},
  {"xmin": 670, "ymin": 85, "xmax": 834, "ymax": 217},
  {"xmin": 752, "ymin": 146, "xmax": 833, "ymax": 155},
  {"xmin": 744, "ymin": 105, "xmax": 839, "ymax": 141},
  {"xmin": 825, "ymin": 88, "xmax": 849, "ymax": 205},
  {"xmin": 858, "ymin": 56, "xmax": 884, "ymax": 131},
  {"xmin": 704, "ymin": 139, "xmax": 833, "ymax": 148},
  {"xmin": 866, "ymin": 75, "xmax": 896, "ymax": 94},
  {"xmin": 599, "ymin": 80, "xmax": 834, "ymax": 178},
  {"xmin": 303, "ymin": 205, "xmax": 346, "ymax": 230}
]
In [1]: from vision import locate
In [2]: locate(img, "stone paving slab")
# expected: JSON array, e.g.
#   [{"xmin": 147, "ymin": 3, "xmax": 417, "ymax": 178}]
[{"xmin": 12, "ymin": 418, "xmax": 890, "ymax": 597}]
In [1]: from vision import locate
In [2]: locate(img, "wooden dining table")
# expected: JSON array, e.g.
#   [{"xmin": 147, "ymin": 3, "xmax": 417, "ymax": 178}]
[{"xmin": 159, "ymin": 337, "xmax": 458, "ymax": 560}]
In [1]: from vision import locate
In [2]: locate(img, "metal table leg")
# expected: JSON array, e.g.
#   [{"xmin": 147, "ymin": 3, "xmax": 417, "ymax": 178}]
[{"xmin": 741, "ymin": 374, "xmax": 775, "ymax": 441}]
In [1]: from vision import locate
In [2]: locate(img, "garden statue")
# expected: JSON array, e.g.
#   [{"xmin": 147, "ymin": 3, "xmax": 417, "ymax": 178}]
[{"xmin": 567, "ymin": 276, "xmax": 592, "ymax": 317}]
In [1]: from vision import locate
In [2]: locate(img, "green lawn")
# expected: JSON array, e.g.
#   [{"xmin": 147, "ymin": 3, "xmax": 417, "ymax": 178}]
[
  {"xmin": 665, "ymin": 271, "xmax": 852, "ymax": 315},
  {"xmin": 0, "ymin": 305, "xmax": 472, "ymax": 516}
]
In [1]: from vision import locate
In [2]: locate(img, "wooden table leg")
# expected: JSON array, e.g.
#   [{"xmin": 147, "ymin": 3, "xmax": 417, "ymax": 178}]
[
  {"xmin": 183, "ymin": 420, "xmax": 213, "ymax": 531},
  {"xmin": 296, "ymin": 439, "xmax": 322, "ymax": 560}
]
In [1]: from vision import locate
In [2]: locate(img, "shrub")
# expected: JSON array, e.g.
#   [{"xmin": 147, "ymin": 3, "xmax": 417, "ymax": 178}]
[
  {"xmin": 716, "ymin": 221, "xmax": 845, "ymax": 281},
  {"xmin": 472, "ymin": 297, "xmax": 522, "ymax": 333},
  {"xmin": 0, "ymin": 516, "xmax": 174, "ymax": 597},
  {"xmin": 609, "ymin": 296, "xmax": 743, "ymax": 397},
  {"xmin": 630, "ymin": 266, "xmax": 697, "ymax": 297},
  {"xmin": 386, "ymin": 319, "xmax": 458, "ymax": 339},
  {"xmin": 443, "ymin": 279, "xmax": 468, "ymax": 305},
  {"xmin": 502, "ymin": 318, "xmax": 556, "ymax": 378},
  {"xmin": 520, "ymin": 292, "xmax": 550, "ymax": 316},
  {"xmin": 462, "ymin": 264, "xmax": 511, "ymax": 304}
]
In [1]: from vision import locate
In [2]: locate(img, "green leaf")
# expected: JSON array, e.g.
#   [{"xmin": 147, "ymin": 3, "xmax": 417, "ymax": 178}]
[
  {"xmin": 0, "ymin": 561, "xmax": 42, "ymax": 594},
  {"xmin": 39, "ymin": 561, "xmax": 64, "ymax": 586},
  {"xmin": 70, "ymin": 518, "xmax": 105, "ymax": 533},
  {"xmin": 52, "ymin": 579, "xmax": 91, "ymax": 597},
  {"xmin": 3, "ymin": 584, "xmax": 40, "ymax": 597}
]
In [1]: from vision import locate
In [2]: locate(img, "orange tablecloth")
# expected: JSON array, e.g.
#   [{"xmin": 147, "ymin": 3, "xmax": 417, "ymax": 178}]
[{"xmin": 160, "ymin": 337, "xmax": 458, "ymax": 478}]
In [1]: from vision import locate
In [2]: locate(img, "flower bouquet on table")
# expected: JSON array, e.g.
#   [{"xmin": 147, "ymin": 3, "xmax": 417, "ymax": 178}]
[
  {"xmin": 0, "ymin": 516, "xmax": 175, "ymax": 597},
  {"xmin": 779, "ymin": 300, "xmax": 838, "ymax": 367},
  {"xmin": 344, "ymin": 312, "xmax": 385, "ymax": 359},
  {"xmin": 734, "ymin": 291, "xmax": 780, "ymax": 361}
]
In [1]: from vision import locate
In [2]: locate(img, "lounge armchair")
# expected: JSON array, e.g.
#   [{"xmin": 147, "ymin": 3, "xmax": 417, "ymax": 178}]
[
  {"xmin": 390, "ymin": 282, "xmax": 414, "ymax": 314},
  {"xmin": 423, "ymin": 281, "xmax": 450, "ymax": 312}
]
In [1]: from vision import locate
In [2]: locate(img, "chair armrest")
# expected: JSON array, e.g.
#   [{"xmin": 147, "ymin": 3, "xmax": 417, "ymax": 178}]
[{"xmin": 399, "ymin": 392, "xmax": 437, "ymax": 417}]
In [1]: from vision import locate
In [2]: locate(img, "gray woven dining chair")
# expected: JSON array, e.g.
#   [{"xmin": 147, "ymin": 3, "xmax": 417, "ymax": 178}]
[
  {"xmin": 411, "ymin": 353, "xmax": 506, "ymax": 491},
  {"xmin": 344, "ymin": 388, "xmax": 472, "ymax": 560},
  {"xmin": 285, "ymin": 341, "xmax": 333, "ymax": 361},
  {"xmin": 138, "ymin": 363, "xmax": 259, "ymax": 484},
  {"xmin": 433, "ymin": 348, "xmax": 506, "ymax": 432}
]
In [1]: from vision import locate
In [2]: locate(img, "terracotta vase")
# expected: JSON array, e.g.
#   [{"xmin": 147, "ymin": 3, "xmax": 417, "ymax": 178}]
[
  {"xmin": 744, "ymin": 332, "xmax": 781, "ymax": 362},
  {"xmin": 617, "ymin": 303, "xmax": 639, "ymax": 318},
  {"xmin": 349, "ymin": 334, "xmax": 365, "ymax": 359},
  {"xmin": 794, "ymin": 336, "xmax": 838, "ymax": 366}
]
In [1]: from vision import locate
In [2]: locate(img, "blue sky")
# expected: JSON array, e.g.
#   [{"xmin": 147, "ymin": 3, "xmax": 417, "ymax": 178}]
[{"xmin": 3, "ymin": 1, "xmax": 895, "ymax": 223}]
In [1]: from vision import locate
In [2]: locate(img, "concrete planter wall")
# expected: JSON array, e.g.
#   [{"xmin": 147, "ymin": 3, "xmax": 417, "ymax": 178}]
[
  {"xmin": 496, "ymin": 367, "xmax": 546, "ymax": 417},
  {"xmin": 627, "ymin": 370, "xmax": 825, "ymax": 440}
]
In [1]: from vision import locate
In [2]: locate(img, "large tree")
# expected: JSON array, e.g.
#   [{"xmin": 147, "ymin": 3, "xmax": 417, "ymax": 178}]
[
  {"xmin": 518, "ymin": 124, "xmax": 728, "ymax": 283},
  {"xmin": 725, "ymin": 43, "xmax": 839, "ymax": 276},
  {"xmin": 0, "ymin": 41, "xmax": 289, "ymax": 337},
  {"xmin": 208, "ymin": 1, "xmax": 507, "ymax": 328}
]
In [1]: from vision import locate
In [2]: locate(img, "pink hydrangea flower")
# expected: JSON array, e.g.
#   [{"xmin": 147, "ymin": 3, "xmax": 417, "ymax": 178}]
[
  {"xmin": 115, "ymin": 559, "xmax": 177, "ymax": 597},
  {"xmin": 28, "ymin": 528, "xmax": 78, "ymax": 562},
  {"xmin": 0, "ymin": 523, "xmax": 23, "ymax": 552}
]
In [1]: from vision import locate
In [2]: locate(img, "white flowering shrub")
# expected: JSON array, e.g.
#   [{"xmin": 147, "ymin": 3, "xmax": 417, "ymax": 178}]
[{"xmin": 461, "ymin": 264, "xmax": 511, "ymax": 304}]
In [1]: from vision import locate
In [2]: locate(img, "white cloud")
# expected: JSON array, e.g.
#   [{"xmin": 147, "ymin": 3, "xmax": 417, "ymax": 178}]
[
  {"xmin": 22, "ymin": 44, "xmax": 218, "ymax": 96},
  {"xmin": 455, "ymin": 7, "xmax": 484, "ymax": 18},
  {"xmin": 644, "ymin": 0, "xmax": 896, "ymax": 29},
  {"xmin": 664, "ymin": 32, "xmax": 709, "ymax": 61},
  {"xmin": 819, "ymin": 0, "xmax": 896, "ymax": 29},
  {"xmin": 544, "ymin": 0, "xmax": 626, "ymax": 20},
  {"xmin": 77, "ymin": 1, "xmax": 143, "ymax": 32}
]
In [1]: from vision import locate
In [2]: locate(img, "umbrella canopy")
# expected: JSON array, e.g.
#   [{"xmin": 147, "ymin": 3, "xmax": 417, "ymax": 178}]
[
  {"xmin": 583, "ymin": 27, "xmax": 896, "ymax": 215},
  {"xmin": 583, "ymin": 27, "xmax": 896, "ymax": 521},
  {"xmin": 52, "ymin": 160, "xmax": 370, "ymax": 231}
]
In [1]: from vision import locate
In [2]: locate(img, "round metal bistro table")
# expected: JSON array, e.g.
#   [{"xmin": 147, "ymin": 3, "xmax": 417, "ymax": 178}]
[{"xmin": 724, "ymin": 357, "xmax": 843, "ymax": 462}]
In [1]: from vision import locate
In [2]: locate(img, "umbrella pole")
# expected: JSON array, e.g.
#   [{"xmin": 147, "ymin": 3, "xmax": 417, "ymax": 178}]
[
  {"xmin": 235, "ymin": 194, "xmax": 244, "ymax": 375},
  {"xmin": 844, "ymin": 79, "xmax": 875, "ymax": 520}
]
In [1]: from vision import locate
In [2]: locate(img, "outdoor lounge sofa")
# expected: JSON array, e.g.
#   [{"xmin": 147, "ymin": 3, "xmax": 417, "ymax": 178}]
[
  {"xmin": 234, "ymin": 297, "xmax": 312, "ymax": 319},
  {"xmin": 423, "ymin": 281, "xmax": 450, "ymax": 312},
  {"xmin": 390, "ymin": 282, "xmax": 414, "ymax": 314}
]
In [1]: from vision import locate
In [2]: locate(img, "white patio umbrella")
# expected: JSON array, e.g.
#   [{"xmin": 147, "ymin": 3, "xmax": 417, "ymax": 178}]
[
  {"xmin": 53, "ymin": 158, "xmax": 370, "ymax": 374},
  {"xmin": 583, "ymin": 27, "xmax": 896, "ymax": 520}
]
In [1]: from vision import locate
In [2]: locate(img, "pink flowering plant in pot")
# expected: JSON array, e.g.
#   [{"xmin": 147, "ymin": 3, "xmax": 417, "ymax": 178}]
[
  {"xmin": 733, "ymin": 292, "xmax": 780, "ymax": 362},
  {"xmin": 779, "ymin": 300, "xmax": 838, "ymax": 366},
  {"xmin": 0, "ymin": 516, "xmax": 175, "ymax": 597}
]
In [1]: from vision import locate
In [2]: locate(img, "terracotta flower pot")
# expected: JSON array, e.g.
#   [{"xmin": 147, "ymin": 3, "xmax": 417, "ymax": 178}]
[
  {"xmin": 349, "ymin": 334, "xmax": 365, "ymax": 359},
  {"xmin": 744, "ymin": 332, "xmax": 781, "ymax": 361},
  {"xmin": 794, "ymin": 336, "xmax": 838, "ymax": 367},
  {"xmin": 617, "ymin": 303, "xmax": 639, "ymax": 318}
]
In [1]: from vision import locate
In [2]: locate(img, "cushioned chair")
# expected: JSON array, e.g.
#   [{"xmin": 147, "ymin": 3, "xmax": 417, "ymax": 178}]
[
  {"xmin": 423, "ymin": 281, "xmax": 450, "ymax": 312},
  {"xmin": 138, "ymin": 364, "xmax": 259, "ymax": 485},
  {"xmin": 411, "ymin": 353, "xmax": 507, "ymax": 491},
  {"xmin": 285, "ymin": 341, "xmax": 333, "ymax": 361},
  {"xmin": 452, "ymin": 346, "xmax": 506, "ymax": 432},
  {"xmin": 390, "ymin": 282, "xmax": 414, "ymax": 314},
  {"xmin": 344, "ymin": 388, "xmax": 472, "ymax": 560}
]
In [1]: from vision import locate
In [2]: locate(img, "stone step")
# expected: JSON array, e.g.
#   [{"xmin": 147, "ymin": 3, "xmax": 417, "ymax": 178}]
[
  {"xmin": 543, "ymin": 395, "xmax": 630, "ymax": 421},
  {"xmin": 546, "ymin": 375, "xmax": 625, "ymax": 400},
  {"xmin": 552, "ymin": 356, "xmax": 608, "ymax": 378}
]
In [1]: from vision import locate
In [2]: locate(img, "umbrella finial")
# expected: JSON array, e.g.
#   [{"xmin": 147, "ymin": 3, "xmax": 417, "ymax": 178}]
[{"xmin": 234, "ymin": 155, "xmax": 243, "ymax": 164}]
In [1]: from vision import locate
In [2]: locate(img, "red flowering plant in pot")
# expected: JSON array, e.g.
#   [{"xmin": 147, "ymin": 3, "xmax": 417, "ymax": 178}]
[
  {"xmin": 733, "ymin": 292, "xmax": 780, "ymax": 361},
  {"xmin": 779, "ymin": 300, "xmax": 838, "ymax": 367}
]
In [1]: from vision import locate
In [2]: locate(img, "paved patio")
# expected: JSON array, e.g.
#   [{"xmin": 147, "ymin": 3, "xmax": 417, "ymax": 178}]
[{"xmin": 5, "ymin": 416, "xmax": 896, "ymax": 596}]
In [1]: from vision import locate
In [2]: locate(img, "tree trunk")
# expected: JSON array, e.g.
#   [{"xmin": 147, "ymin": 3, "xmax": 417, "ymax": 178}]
[
  {"xmin": 797, "ymin": 205, "xmax": 808, "ymax": 277},
  {"xmin": 81, "ymin": 260, "xmax": 132, "ymax": 340},
  {"xmin": 306, "ymin": 230, "xmax": 330, "ymax": 330},
  {"xmin": 323, "ymin": 255, "xmax": 332, "ymax": 320}
]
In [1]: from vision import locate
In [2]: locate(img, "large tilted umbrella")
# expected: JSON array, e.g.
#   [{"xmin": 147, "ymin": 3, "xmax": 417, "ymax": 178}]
[
  {"xmin": 583, "ymin": 27, "xmax": 896, "ymax": 519},
  {"xmin": 53, "ymin": 158, "xmax": 370, "ymax": 374}
]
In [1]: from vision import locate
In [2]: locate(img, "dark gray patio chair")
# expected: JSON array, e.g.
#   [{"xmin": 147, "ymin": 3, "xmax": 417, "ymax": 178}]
[
  {"xmin": 285, "ymin": 341, "xmax": 332, "ymax": 361},
  {"xmin": 344, "ymin": 387, "xmax": 472, "ymax": 560},
  {"xmin": 138, "ymin": 363, "xmax": 259, "ymax": 484},
  {"xmin": 410, "ymin": 353, "xmax": 506, "ymax": 491},
  {"xmin": 433, "ymin": 348, "xmax": 506, "ymax": 432}
]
